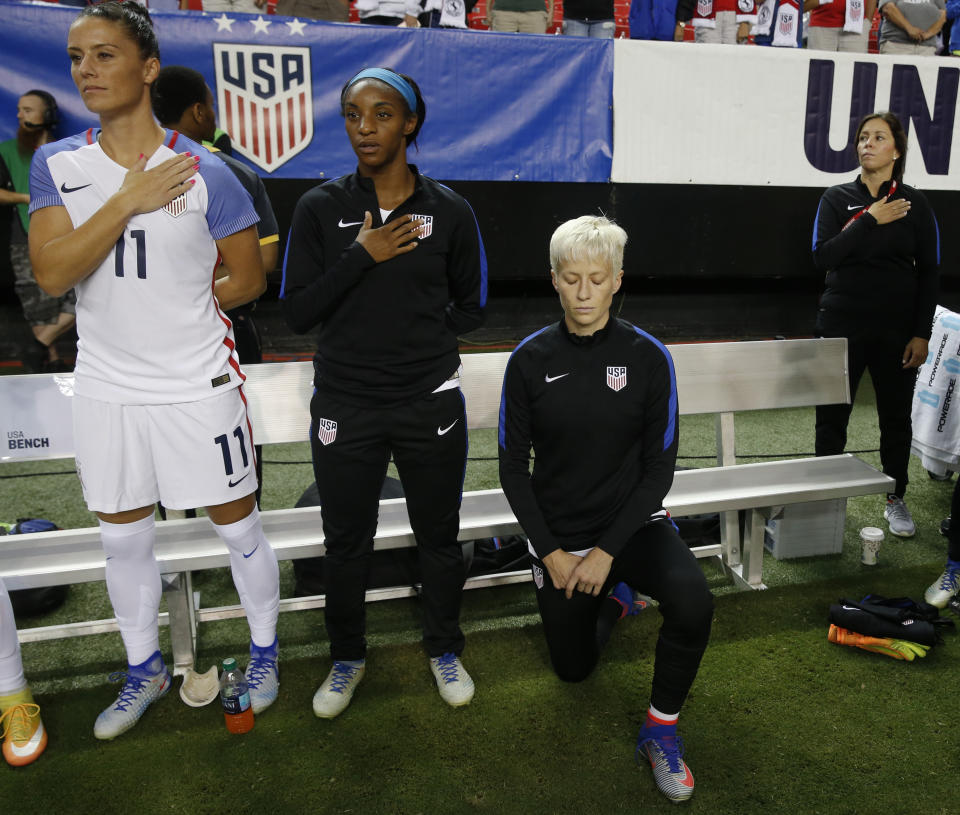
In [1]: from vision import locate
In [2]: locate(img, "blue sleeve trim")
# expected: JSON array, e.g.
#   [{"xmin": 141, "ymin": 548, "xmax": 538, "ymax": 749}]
[
  {"xmin": 438, "ymin": 181, "xmax": 488, "ymax": 308},
  {"xmin": 29, "ymin": 194, "xmax": 66, "ymax": 214},
  {"xmin": 934, "ymin": 213, "xmax": 941, "ymax": 265},
  {"xmin": 279, "ymin": 234, "xmax": 293, "ymax": 299},
  {"xmin": 469, "ymin": 202, "xmax": 489, "ymax": 308},
  {"xmin": 498, "ymin": 325, "xmax": 551, "ymax": 450},
  {"xmin": 209, "ymin": 210, "xmax": 260, "ymax": 241},
  {"xmin": 631, "ymin": 325, "xmax": 678, "ymax": 452},
  {"xmin": 811, "ymin": 199, "xmax": 822, "ymax": 253}
]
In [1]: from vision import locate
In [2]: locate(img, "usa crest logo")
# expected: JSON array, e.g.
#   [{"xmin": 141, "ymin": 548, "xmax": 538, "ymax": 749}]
[
  {"xmin": 163, "ymin": 193, "xmax": 187, "ymax": 218},
  {"xmin": 317, "ymin": 418, "xmax": 337, "ymax": 446},
  {"xmin": 410, "ymin": 214, "xmax": 433, "ymax": 239},
  {"xmin": 778, "ymin": 7, "xmax": 796, "ymax": 33},
  {"xmin": 213, "ymin": 44, "xmax": 313, "ymax": 173},
  {"xmin": 606, "ymin": 366, "xmax": 627, "ymax": 392},
  {"xmin": 532, "ymin": 563, "xmax": 544, "ymax": 590}
]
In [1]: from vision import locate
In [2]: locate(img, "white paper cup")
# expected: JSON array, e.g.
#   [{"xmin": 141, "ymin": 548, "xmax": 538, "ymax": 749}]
[{"xmin": 860, "ymin": 527, "xmax": 884, "ymax": 566}]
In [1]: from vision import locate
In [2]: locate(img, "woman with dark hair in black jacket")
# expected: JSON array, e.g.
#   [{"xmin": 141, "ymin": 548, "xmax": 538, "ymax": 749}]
[
  {"xmin": 812, "ymin": 110, "xmax": 940, "ymax": 538},
  {"xmin": 282, "ymin": 68, "xmax": 487, "ymax": 718}
]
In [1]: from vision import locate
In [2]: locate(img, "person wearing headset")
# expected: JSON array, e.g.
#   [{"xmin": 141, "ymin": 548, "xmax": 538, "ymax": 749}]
[{"xmin": 0, "ymin": 90, "xmax": 77, "ymax": 372}]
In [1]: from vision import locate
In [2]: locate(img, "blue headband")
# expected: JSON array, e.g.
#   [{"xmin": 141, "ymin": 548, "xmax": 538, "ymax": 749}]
[{"xmin": 346, "ymin": 68, "xmax": 417, "ymax": 113}]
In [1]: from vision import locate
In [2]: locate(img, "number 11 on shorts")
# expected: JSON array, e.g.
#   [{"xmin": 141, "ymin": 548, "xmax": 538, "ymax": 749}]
[{"xmin": 214, "ymin": 426, "xmax": 249, "ymax": 476}]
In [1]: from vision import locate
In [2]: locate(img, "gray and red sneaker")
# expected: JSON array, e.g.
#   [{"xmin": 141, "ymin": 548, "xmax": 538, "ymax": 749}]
[{"xmin": 636, "ymin": 724, "xmax": 695, "ymax": 802}]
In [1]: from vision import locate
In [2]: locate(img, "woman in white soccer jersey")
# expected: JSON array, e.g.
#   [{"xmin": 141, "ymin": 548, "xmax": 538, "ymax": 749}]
[{"xmin": 28, "ymin": 1, "xmax": 281, "ymax": 739}]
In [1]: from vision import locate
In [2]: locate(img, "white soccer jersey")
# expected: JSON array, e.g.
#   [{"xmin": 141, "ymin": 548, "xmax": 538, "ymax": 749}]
[{"xmin": 29, "ymin": 129, "xmax": 259, "ymax": 405}]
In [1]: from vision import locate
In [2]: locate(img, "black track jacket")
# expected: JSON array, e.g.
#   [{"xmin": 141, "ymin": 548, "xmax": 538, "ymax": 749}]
[
  {"xmin": 812, "ymin": 175, "xmax": 939, "ymax": 339},
  {"xmin": 281, "ymin": 167, "xmax": 487, "ymax": 406},
  {"xmin": 498, "ymin": 318, "xmax": 679, "ymax": 561}
]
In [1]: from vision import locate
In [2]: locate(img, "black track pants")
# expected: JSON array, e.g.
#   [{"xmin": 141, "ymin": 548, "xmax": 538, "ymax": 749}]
[
  {"xmin": 815, "ymin": 318, "xmax": 916, "ymax": 497},
  {"xmin": 530, "ymin": 519, "xmax": 714, "ymax": 715},
  {"xmin": 310, "ymin": 387, "xmax": 468, "ymax": 660}
]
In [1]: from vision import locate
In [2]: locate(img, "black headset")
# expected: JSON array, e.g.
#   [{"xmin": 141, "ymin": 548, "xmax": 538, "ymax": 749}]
[{"xmin": 23, "ymin": 89, "xmax": 59, "ymax": 131}]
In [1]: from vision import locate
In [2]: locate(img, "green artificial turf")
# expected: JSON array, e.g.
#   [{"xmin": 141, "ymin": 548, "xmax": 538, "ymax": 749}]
[
  {"xmin": 3, "ymin": 372, "xmax": 958, "ymax": 812},
  {"xmin": 5, "ymin": 572, "xmax": 957, "ymax": 814}
]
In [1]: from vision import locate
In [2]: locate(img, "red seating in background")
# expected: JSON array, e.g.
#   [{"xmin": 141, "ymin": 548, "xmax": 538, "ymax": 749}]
[{"xmin": 166, "ymin": 0, "xmax": 880, "ymax": 49}]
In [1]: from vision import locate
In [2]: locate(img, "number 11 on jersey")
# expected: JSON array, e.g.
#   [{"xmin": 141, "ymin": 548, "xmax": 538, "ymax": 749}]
[{"xmin": 115, "ymin": 229, "xmax": 146, "ymax": 279}]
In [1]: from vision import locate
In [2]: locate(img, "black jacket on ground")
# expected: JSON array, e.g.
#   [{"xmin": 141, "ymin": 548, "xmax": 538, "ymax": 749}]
[
  {"xmin": 812, "ymin": 175, "xmax": 939, "ymax": 339},
  {"xmin": 281, "ymin": 166, "xmax": 487, "ymax": 406},
  {"xmin": 498, "ymin": 317, "xmax": 679, "ymax": 561}
]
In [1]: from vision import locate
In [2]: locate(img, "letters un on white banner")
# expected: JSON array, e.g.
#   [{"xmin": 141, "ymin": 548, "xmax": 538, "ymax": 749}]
[{"xmin": 611, "ymin": 40, "xmax": 960, "ymax": 190}]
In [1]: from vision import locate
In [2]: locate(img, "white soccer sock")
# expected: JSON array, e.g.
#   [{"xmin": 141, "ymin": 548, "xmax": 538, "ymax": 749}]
[
  {"xmin": 212, "ymin": 507, "xmax": 279, "ymax": 648},
  {"xmin": 648, "ymin": 703, "xmax": 680, "ymax": 723},
  {"xmin": 100, "ymin": 514, "xmax": 162, "ymax": 666},
  {"xmin": 0, "ymin": 577, "xmax": 26, "ymax": 695}
]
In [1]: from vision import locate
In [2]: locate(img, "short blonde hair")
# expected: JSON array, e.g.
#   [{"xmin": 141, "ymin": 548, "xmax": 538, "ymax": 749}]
[{"xmin": 549, "ymin": 215, "xmax": 627, "ymax": 276}]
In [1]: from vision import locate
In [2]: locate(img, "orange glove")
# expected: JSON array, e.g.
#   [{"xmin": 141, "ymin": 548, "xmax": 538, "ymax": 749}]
[{"xmin": 828, "ymin": 624, "xmax": 929, "ymax": 661}]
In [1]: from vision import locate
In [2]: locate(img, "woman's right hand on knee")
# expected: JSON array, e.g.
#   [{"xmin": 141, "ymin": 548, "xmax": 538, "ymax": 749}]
[{"xmin": 542, "ymin": 549, "xmax": 581, "ymax": 592}]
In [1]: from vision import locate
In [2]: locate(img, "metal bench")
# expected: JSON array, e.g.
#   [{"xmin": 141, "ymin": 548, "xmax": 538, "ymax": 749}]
[{"xmin": 0, "ymin": 338, "xmax": 893, "ymax": 673}]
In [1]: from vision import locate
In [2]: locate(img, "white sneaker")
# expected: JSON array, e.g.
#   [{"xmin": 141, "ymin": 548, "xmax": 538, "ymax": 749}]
[
  {"xmin": 429, "ymin": 653, "xmax": 475, "ymax": 707},
  {"xmin": 94, "ymin": 654, "xmax": 172, "ymax": 740},
  {"xmin": 884, "ymin": 496, "xmax": 916, "ymax": 538},
  {"xmin": 924, "ymin": 562, "xmax": 960, "ymax": 608},
  {"xmin": 312, "ymin": 661, "xmax": 365, "ymax": 719}
]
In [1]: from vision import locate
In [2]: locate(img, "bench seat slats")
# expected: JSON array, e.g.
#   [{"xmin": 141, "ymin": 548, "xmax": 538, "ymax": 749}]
[{"xmin": 0, "ymin": 455, "xmax": 891, "ymax": 591}]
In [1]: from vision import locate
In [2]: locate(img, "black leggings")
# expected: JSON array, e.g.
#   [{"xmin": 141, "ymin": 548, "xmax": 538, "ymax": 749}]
[{"xmin": 530, "ymin": 519, "xmax": 714, "ymax": 715}]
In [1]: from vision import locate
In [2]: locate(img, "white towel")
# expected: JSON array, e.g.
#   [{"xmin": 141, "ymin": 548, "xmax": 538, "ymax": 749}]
[{"xmin": 911, "ymin": 306, "xmax": 960, "ymax": 473}]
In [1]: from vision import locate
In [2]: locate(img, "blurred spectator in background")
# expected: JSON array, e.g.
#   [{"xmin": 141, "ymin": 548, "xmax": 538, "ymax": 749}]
[
  {"xmin": 562, "ymin": 0, "xmax": 616, "ymax": 36},
  {"xmin": 629, "ymin": 0, "xmax": 695, "ymax": 40},
  {"xmin": 946, "ymin": 0, "xmax": 960, "ymax": 51},
  {"xmin": 421, "ymin": 0, "xmax": 476, "ymax": 27},
  {"xmin": 878, "ymin": 0, "xmax": 945, "ymax": 52},
  {"xmin": 486, "ymin": 0, "xmax": 553, "ymax": 33},
  {"xmin": 804, "ymin": 0, "xmax": 874, "ymax": 50},
  {"xmin": 275, "ymin": 0, "xmax": 349, "ymax": 21},
  {"xmin": 0, "ymin": 90, "xmax": 75, "ymax": 372},
  {"xmin": 692, "ymin": 0, "xmax": 758, "ymax": 42},
  {"xmin": 206, "ymin": 127, "xmax": 234, "ymax": 155},
  {"xmin": 182, "ymin": 0, "xmax": 267, "ymax": 13},
  {"xmin": 358, "ymin": 0, "xmax": 423, "ymax": 24},
  {"xmin": 753, "ymin": 0, "xmax": 803, "ymax": 44}
]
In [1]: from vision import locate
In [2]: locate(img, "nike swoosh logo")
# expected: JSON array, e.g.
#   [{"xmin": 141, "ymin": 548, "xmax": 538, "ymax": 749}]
[
  {"xmin": 9, "ymin": 721, "xmax": 44, "ymax": 757},
  {"xmin": 228, "ymin": 473, "xmax": 250, "ymax": 488},
  {"xmin": 437, "ymin": 420, "xmax": 460, "ymax": 436},
  {"xmin": 338, "ymin": 218, "xmax": 362, "ymax": 228},
  {"xmin": 242, "ymin": 543, "xmax": 259, "ymax": 559},
  {"xmin": 60, "ymin": 182, "xmax": 92, "ymax": 193},
  {"xmin": 545, "ymin": 373, "xmax": 569, "ymax": 383},
  {"xmin": 847, "ymin": 204, "xmax": 864, "ymax": 210}
]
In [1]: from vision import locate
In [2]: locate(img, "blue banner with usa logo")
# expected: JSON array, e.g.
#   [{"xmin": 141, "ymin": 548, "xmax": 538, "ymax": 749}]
[{"xmin": 0, "ymin": 0, "xmax": 613, "ymax": 182}]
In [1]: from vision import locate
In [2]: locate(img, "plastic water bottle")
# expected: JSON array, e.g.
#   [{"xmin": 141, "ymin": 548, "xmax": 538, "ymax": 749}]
[{"xmin": 219, "ymin": 657, "xmax": 254, "ymax": 734}]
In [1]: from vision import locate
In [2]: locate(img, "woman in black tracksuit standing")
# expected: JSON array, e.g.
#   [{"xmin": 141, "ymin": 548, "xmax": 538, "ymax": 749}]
[
  {"xmin": 281, "ymin": 68, "xmax": 487, "ymax": 717},
  {"xmin": 813, "ymin": 111, "xmax": 939, "ymax": 539}
]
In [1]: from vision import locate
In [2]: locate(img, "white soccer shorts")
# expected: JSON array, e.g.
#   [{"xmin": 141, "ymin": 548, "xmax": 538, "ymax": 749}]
[{"xmin": 72, "ymin": 387, "xmax": 258, "ymax": 513}]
